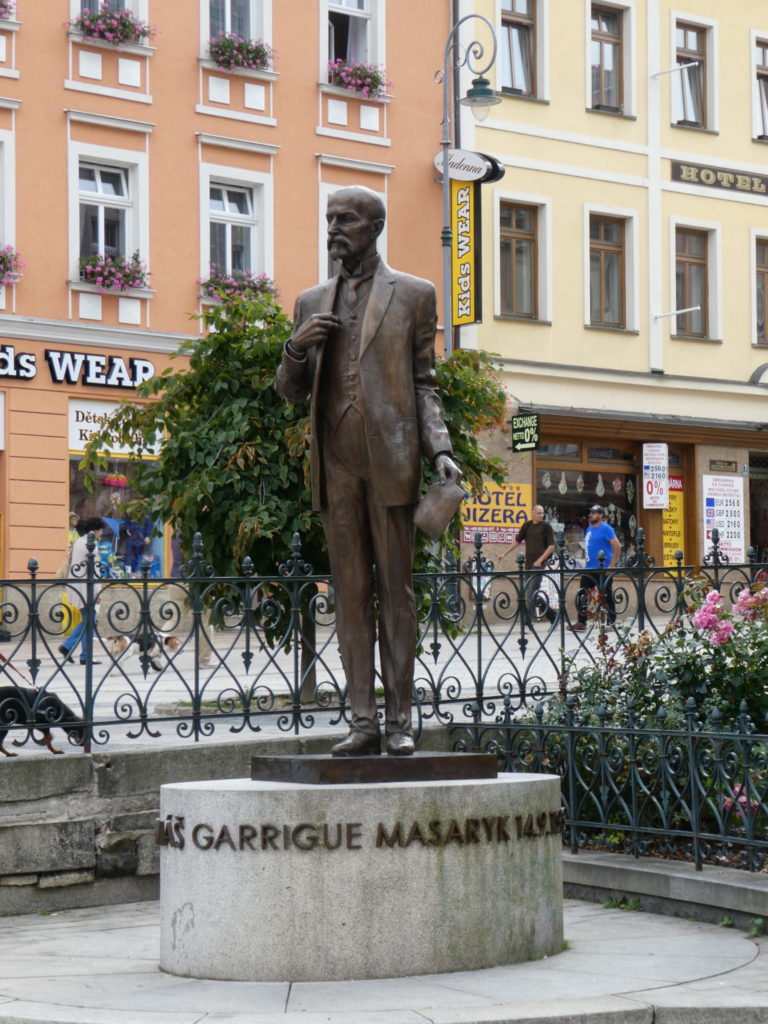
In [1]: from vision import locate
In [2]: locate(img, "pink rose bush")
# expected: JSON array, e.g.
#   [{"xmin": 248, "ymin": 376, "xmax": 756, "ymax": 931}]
[{"xmin": 692, "ymin": 590, "xmax": 734, "ymax": 646}]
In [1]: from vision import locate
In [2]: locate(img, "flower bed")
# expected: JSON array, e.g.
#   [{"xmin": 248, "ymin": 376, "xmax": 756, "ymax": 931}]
[
  {"xmin": 199, "ymin": 268, "xmax": 276, "ymax": 302},
  {"xmin": 80, "ymin": 251, "xmax": 148, "ymax": 292},
  {"xmin": 327, "ymin": 58, "xmax": 390, "ymax": 99},
  {"xmin": 208, "ymin": 32, "xmax": 273, "ymax": 72},
  {"xmin": 0, "ymin": 245, "xmax": 23, "ymax": 286},
  {"xmin": 68, "ymin": 3, "xmax": 154, "ymax": 46}
]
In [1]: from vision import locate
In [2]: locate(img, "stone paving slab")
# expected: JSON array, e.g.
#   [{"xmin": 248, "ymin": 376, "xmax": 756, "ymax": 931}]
[{"xmin": 0, "ymin": 899, "xmax": 765, "ymax": 1023}]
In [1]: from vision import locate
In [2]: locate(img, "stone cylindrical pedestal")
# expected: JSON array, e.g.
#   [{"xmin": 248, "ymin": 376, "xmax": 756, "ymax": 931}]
[{"xmin": 159, "ymin": 774, "xmax": 562, "ymax": 982}]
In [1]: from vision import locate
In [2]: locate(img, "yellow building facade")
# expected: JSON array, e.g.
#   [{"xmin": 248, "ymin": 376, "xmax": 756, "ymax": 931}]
[
  {"xmin": 459, "ymin": 0, "xmax": 768, "ymax": 566},
  {"xmin": 0, "ymin": 0, "xmax": 448, "ymax": 575}
]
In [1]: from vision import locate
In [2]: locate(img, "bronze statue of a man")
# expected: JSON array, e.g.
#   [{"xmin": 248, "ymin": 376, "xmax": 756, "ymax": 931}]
[{"xmin": 276, "ymin": 186, "xmax": 461, "ymax": 757}]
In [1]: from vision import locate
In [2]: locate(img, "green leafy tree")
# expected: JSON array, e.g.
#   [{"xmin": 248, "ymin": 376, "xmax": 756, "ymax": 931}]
[{"xmin": 80, "ymin": 293, "xmax": 507, "ymax": 574}]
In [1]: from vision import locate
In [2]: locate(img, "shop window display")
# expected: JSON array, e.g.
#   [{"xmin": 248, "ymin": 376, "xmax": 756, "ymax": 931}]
[
  {"xmin": 68, "ymin": 457, "xmax": 164, "ymax": 577},
  {"xmin": 536, "ymin": 468, "xmax": 637, "ymax": 565}
]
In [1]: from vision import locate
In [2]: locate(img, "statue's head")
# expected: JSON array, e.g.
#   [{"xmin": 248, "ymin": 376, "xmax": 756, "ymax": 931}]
[{"xmin": 326, "ymin": 187, "xmax": 385, "ymax": 268}]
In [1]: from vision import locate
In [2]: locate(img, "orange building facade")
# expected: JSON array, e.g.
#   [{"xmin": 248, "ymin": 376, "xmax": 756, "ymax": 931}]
[{"xmin": 0, "ymin": 0, "xmax": 448, "ymax": 575}]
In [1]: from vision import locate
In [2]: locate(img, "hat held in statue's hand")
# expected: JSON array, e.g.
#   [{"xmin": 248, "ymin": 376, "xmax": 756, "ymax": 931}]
[{"xmin": 414, "ymin": 480, "xmax": 467, "ymax": 541}]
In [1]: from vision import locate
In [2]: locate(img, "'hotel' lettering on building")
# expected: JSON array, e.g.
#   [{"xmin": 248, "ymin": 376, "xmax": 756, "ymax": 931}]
[{"xmin": 672, "ymin": 160, "xmax": 768, "ymax": 195}]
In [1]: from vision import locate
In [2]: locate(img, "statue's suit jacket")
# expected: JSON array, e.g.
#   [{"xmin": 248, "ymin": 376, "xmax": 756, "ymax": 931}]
[{"xmin": 275, "ymin": 260, "xmax": 452, "ymax": 511}]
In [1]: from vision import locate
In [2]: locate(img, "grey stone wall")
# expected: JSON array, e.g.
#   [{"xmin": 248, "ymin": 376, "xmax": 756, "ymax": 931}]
[{"xmin": 0, "ymin": 728, "xmax": 451, "ymax": 916}]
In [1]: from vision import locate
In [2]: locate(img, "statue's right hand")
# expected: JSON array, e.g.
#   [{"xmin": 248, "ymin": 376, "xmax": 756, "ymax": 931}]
[{"xmin": 290, "ymin": 312, "xmax": 341, "ymax": 353}]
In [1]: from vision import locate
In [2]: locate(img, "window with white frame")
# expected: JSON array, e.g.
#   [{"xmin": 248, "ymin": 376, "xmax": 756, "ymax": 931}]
[
  {"xmin": 495, "ymin": 193, "xmax": 550, "ymax": 321},
  {"xmin": 673, "ymin": 21, "xmax": 708, "ymax": 128},
  {"xmin": 499, "ymin": 201, "xmax": 537, "ymax": 316},
  {"xmin": 756, "ymin": 38, "xmax": 768, "ymax": 140},
  {"xmin": 210, "ymin": 0, "xmax": 250, "ymax": 38},
  {"xmin": 82, "ymin": 0, "xmax": 124, "ymax": 10},
  {"xmin": 79, "ymin": 164, "xmax": 131, "ymax": 261},
  {"xmin": 590, "ymin": 5, "xmax": 622, "ymax": 111},
  {"xmin": 70, "ymin": 140, "xmax": 148, "ymax": 285},
  {"xmin": 328, "ymin": 0, "xmax": 370, "ymax": 64},
  {"xmin": 501, "ymin": 1, "xmax": 536, "ymax": 96},
  {"xmin": 209, "ymin": 182, "xmax": 257, "ymax": 274},
  {"xmin": 757, "ymin": 237, "xmax": 768, "ymax": 343},
  {"xmin": 589, "ymin": 215, "xmax": 624, "ymax": 326},
  {"xmin": 72, "ymin": 1, "xmax": 148, "ymax": 21},
  {"xmin": 674, "ymin": 226, "xmax": 708, "ymax": 337},
  {"xmin": 200, "ymin": 163, "xmax": 272, "ymax": 286}
]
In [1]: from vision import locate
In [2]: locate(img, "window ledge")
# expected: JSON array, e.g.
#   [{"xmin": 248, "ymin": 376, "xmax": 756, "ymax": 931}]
[
  {"xmin": 587, "ymin": 107, "xmax": 637, "ymax": 121},
  {"xmin": 671, "ymin": 333, "xmax": 722, "ymax": 343},
  {"xmin": 753, "ymin": 136, "xmax": 768, "ymax": 144},
  {"xmin": 319, "ymin": 82, "xmax": 392, "ymax": 104},
  {"xmin": 0, "ymin": 18, "xmax": 20, "ymax": 33},
  {"xmin": 69, "ymin": 280, "xmax": 155, "ymax": 300},
  {"xmin": 68, "ymin": 32, "xmax": 155, "ymax": 57},
  {"xmin": 495, "ymin": 314, "xmax": 551, "ymax": 325},
  {"xmin": 199, "ymin": 59, "xmax": 278, "ymax": 82},
  {"xmin": 500, "ymin": 92, "xmax": 549, "ymax": 105},
  {"xmin": 584, "ymin": 324, "xmax": 639, "ymax": 335},
  {"xmin": 671, "ymin": 121, "xmax": 718, "ymax": 135}
]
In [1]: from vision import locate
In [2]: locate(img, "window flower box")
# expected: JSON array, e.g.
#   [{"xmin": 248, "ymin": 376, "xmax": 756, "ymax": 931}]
[
  {"xmin": 208, "ymin": 33, "xmax": 273, "ymax": 72},
  {"xmin": 0, "ymin": 1, "xmax": 15, "ymax": 21},
  {"xmin": 68, "ymin": 3, "xmax": 154, "ymax": 46},
  {"xmin": 0, "ymin": 245, "xmax": 23, "ymax": 286},
  {"xmin": 327, "ymin": 58, "xmax": 391, "ymax": 99},
  {"xmin": 80, "ymin": 251, "xmax": 148, "ymax": 292},
  {"xmin": 199, "ymin": 268, "xmax": 276, "ymax": 302}
]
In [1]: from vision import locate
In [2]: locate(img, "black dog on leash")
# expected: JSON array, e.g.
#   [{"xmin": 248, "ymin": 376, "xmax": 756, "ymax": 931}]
[{"xmin": 0, "ymin": 686, "xmax": 86, "ymax": 756}]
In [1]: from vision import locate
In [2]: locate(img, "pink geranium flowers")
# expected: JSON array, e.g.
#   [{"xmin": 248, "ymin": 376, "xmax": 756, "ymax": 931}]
[
  {"xmin": 208, "ymin": 33, "xmax": 273, "ymax": 72},
  {"xmin": 80, "ymin": 251, "xmax": 148, "ymax": 292},
  {"xmin": 69, "ymin": 3, "xmax": 154, "ymax": 46},
  {"xmin": 199, "ymin": 268, "xmax": 276, "ymax": 302},
  {"xmin": 0, "ymin": 1, "xmax": 15, "ymax": 22},
  {"xmin": 328, "ymin": 58, "xmax": 391, "ymax": 99},
  {"xmin": 0, "ymin": 245, "xmax": 23, "ymax": 286}
]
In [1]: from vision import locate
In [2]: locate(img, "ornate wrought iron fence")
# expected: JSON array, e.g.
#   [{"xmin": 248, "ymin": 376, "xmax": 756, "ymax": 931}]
[
  {"xmin": 0, "ymin": 526, "xmax": 763, "ymax": 760},
  {"xmin": 451, "ymin": 695, "xmax": 768, "ymax": 873}
]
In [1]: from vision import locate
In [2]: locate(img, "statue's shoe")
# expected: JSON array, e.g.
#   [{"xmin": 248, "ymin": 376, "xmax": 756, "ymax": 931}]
[
  {"xmin": 386, "ymin": 732, "xmax": 415, "ymax": 756},
  {"xmin": 331, "ymin": 731, "xmax": 382, "ymax": 757}
]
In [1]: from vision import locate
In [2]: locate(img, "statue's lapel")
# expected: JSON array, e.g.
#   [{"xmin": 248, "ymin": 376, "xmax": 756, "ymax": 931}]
[
  {"xmin": 361, "ymin": 263, "xmax": 395, "ymax": 357},
  {"xmin": 318, "ymin": 276, "xmax": 339, "ymax": 313}
]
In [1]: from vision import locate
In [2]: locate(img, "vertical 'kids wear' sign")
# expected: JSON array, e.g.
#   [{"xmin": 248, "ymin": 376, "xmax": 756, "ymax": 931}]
[{"xmin": 451, "ymin": 180, "xmax": 481, "ymax": 326}]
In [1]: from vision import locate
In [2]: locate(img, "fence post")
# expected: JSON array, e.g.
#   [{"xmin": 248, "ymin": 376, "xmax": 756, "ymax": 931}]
[
  {"xmin": 472, "ymin": 532, "xmax": 487, "ymax": 707},
  {"xmin": 684, "ymin": 697, "xmax": 703, "ymax": 871},
  {"xmin": 26, "ymin": 558, "xmax": 41, "ymax": 682},
  {"xmin": 279, "ymin": 533, "xmax": 314, "ymax": 732},
  {"xmin": 565, "ymin": 694, "xmax": 579, "ymax": 854},
  {"xmin": 240, "ymin": 555, "xmax": 256, "ymax": 676},
  {"xmin": 81, "ymin": 531, "xmax": 98, "ymax": 754}
]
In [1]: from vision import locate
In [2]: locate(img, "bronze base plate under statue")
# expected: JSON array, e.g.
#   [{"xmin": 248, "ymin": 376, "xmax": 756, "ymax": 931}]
[{"xmin": 250, "ymin": 751, "xmax": 497, "ymax": 785}]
